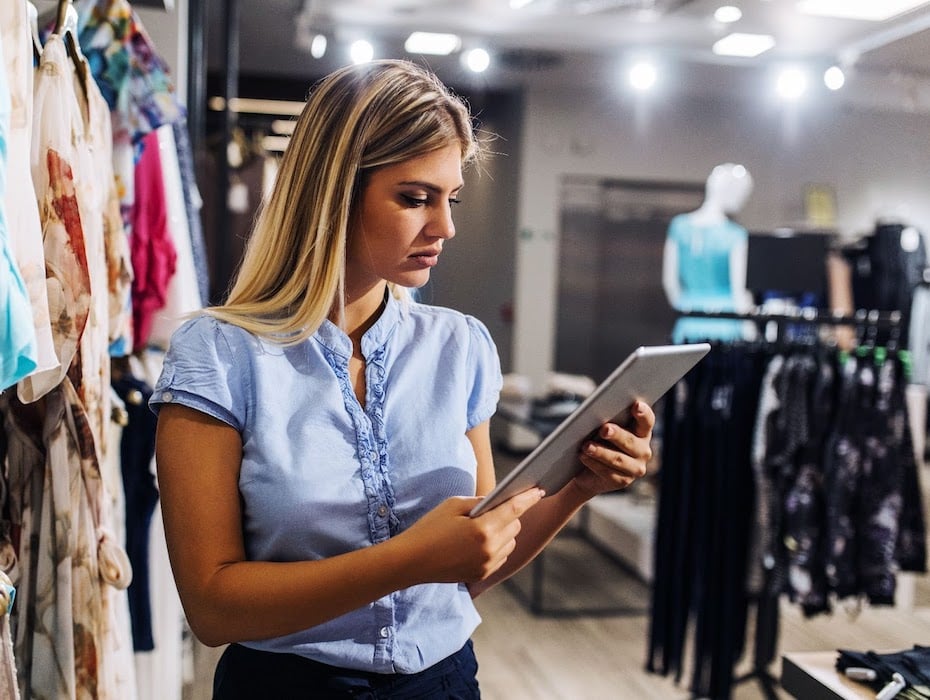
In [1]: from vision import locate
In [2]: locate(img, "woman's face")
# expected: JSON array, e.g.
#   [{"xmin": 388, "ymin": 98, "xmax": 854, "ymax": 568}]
[{"xmin": 346, "ymin": 144, "xmax": 463, "ymax": 293}]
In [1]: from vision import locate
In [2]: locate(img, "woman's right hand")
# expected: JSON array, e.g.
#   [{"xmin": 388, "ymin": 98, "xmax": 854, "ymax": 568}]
[{"xmin": 400, "ymin": 488, "xmax": 544, "ymax": 585}]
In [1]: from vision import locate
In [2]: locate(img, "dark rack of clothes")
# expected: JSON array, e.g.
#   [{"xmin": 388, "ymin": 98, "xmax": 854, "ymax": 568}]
[{"xmin": 645, "ymin": 308, "xmax": 927, "ymax": 700}]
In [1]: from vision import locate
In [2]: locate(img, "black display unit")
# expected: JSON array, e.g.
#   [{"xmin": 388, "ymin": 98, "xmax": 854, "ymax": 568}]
[{"xmin": 746, "ymin": 230, "xmax": 831, "ymax": 303}]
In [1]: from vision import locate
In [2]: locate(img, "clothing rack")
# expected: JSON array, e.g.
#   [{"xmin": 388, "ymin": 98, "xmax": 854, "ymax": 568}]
[
  {"xmin": 678, "ymin": 306, "xmax": 904, "ymax": 352},
  {"xmin": 655, "ymin": 308, "xmax": 911, "ymax": 700},
  {"xmin": 677, "ymin": 306, "xmax": 903, "ymax": 329}
]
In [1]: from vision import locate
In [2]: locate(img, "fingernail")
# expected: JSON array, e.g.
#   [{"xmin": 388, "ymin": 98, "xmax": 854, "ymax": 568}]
[
  {"xmin": 633, "ymin": 401, "xmax": 644, "ymax": 415},
  {"xmin": 601, "ymin": 425, "xmax": 612, "ymax": 438},
  {"xmin": 585, "ymin": 442, "xmax": 597, "ymax": 454}
]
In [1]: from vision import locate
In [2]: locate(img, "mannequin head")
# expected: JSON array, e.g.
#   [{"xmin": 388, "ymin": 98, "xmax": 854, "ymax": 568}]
[{"xmin": 704, "ymin": 162, "xmax": 753, "ymax": 215}]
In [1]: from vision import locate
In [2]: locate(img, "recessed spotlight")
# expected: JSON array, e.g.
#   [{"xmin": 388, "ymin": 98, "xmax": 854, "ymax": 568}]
[
  {"xmin": 776, "ymin": 67, "xmax": 808, "ymax": 100},
  {"xmin": 629, "ymin": 60, "xmax": 658, "ymax": 91},
  {"xmin": 714, "ymin": 5, "xmax": 743, "ymax": 23},
  {"xmin": 463, "ymin": 48, "xmax": 491, "ymax": 73},
  {"xmin": 823, "ymin": 65, "xmax": 845, "ymax": 90},
  {"xmin": 310, "ymin": 34, "xmax": 327, "ymax": 59},
  {"xmin": 713, "ymin": 32, "xmax": 776, "ymax": 57},
  {"xmin": 350, "ymin": 39, "xmax": 373, "ymax": 64}
]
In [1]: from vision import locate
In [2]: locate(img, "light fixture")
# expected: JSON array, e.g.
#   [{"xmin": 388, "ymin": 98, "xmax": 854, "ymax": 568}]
[
  {"xmin": 463, "ymin": 48, "xmax": 491, "ymax": 73},
  {"xmin": 712, "ymin": 32, "xmax": 776, "ymax": 57},
  {"xmin": 629, "ymin": 60, "xmax": 658, "ymax": 91},
  {"xmin": 714, "ymin": 5, "xmax": 743, "ymax": 23},
  {"xmin": 404, "ymin": 31, "xmax": 461, "ymax": 56},
  {"xmin": 510, "ymin": 0, "xmax": 537, "ymax": 7},
  {"xmin": 208, "ymin": 96, "xmax": 305, "ymax": 116},
  {"xmin": 271, "ymin": 119, "xmax": 296, "ymax": 135},
  {"xmin": 796, "ymin": 0, "xmax": 930, "ymax": 21},
  {"xmin": 823, "ymin": 65, "xmax": 845, "ymax": 90},
  {"xmin": 350, "ymin": 39, "xmax": 374, "ymax": 64},
  {"xmin": 310, "ymin": 34, "xmax": 327, "ymax": 59},
  {"xmin": 776, "ymin": 66, "xmax": 808, "ymax": 100}
]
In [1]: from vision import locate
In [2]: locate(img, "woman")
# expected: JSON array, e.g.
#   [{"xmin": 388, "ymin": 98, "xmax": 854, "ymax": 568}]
[{"xmin": 151, "ymin": 59, "xmax": 654, "ymax": 698}]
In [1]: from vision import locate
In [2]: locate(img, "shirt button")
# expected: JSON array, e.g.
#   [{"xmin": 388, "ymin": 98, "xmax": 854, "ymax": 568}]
[
  {"xmin": 370, "ymin": 450, "xmax": 379, "ymax": 463},
  {"xmin": 377, "ymin": 505, "xmax": 388, "ymax": 517},
  {"xmin": 379, "ymin": 626, "xmax": 390, "ymax": 638},
  {"xmin": 161, "ymin": 391, "xmax": 173, "ymax": 402}
]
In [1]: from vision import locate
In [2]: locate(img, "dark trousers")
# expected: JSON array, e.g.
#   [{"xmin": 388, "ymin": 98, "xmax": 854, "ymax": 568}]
[{"xmin": 213, "ymin": 640, "xmax": 481, "ymax": 699}]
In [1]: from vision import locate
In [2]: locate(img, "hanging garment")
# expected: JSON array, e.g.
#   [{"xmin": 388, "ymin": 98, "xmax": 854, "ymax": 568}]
[
  {"xmin": 147, "ymin": 123, "xmax": 203, "ymax": 350},
  {"xmin": 1, "ymin": 0, "xmax": 55, "ymax": 394},
  {"xmin": 0, "ymin": 26, "xmax": 37, "ymax": 392},
  {"xmin": 130, "ymin": 131, "xmax": 176, "ymax": 351},
  {"xmin": 21, "ymin": 35, "xmax": 91, "ymax": 401},
  {"xmin": 112, "ymin": 373, "xmax": 158, "ymax": 651},
  {"xmin": 74, "ymin": 0, "xmax": 182, "ymax": 225},
  {"xmin": 2, "ymin": 379, "xmax": 131, "ymax": 700}
]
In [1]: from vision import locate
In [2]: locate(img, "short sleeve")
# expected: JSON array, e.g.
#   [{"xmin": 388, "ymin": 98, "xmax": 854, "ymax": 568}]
[
  {"xmin": 148, "ymin": 316, "xmax": 250, "ymax": 431},
  {"xmin": 464, "ymin": 315, "xmax": 502, "ymax": 430}
]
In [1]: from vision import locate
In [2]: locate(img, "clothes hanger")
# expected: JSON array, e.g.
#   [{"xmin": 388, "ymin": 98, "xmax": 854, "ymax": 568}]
[
  {"xmin": 27, "ymin": 1, "xmax": 42, "ymax": 63},
  {"xmin": 55, "ymin": 0, "xmax": 89, "ymax": 103}
]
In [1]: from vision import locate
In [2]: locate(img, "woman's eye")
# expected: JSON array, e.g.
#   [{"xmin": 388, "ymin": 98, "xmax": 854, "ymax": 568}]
[
  {"xmin": 402, "ymin": 195, "xmax": 428, "ymax": 207},
  {"xmin": 449, "ymin": 197, "xmax": 462, "ymax": 206}
]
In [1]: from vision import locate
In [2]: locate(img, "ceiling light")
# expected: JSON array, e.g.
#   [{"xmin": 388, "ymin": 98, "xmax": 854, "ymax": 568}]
[
  {"xmin": 776, "ymin": 67, "xmax": 808, "ymax": 100},
  {"xmin": 629, "ymin": 60, "xmax": 658, "ymax": 91},
  {"xmin": 796, "ymin": 0, "xmax": 930, "ymax": 21},
  {"xmin": 714, "ymin": 5, "xmax": 743, "ymax": 23},
  {"xmin": 712, "ymin": 32, "xmax": 776, "ymax": 57},
  {"xmin": 350, "ymin": 39, "xmax": 373, "ymax": 64},
  {"xmin": 404, "ymin": 31, "xmax": 461, "ymax": 56},
  {"xmin": 463, "ymin": 48, "xmax": 491, "ymax": 73},
  {"xmin": 310, "ymin": 34, "xmax": 327, "ymax": 59},
  {"xmin": 823, "ymin": 65, "xmax": 845, "ymax": 90}
]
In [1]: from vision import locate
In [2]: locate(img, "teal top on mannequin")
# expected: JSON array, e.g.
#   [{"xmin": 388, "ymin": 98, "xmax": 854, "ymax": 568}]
[{"xmin": 663, "ymin": 163, "xmax": 755, "ymax": 343}]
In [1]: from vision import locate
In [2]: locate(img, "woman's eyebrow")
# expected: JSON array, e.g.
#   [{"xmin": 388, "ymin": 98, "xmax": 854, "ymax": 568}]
[{"xmin": 398, "ymin": 180, "xmax": 465, "ymax": 193}]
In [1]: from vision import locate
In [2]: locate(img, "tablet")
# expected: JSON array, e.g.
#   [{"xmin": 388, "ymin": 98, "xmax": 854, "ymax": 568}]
[{"xmin": 470, "ymin": 343, "xmax": 711, "ymax": 517}]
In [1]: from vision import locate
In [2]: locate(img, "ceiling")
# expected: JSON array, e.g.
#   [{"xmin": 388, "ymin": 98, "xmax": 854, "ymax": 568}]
[{"xmin": 205, "ymin": 0, "xmax": 930, "ymax": 112}]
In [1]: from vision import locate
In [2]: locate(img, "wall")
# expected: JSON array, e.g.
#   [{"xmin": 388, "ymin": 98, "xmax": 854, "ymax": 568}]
[{"xmin": 512, "ymin": 83, "xmax": 930, "ymax": 388}]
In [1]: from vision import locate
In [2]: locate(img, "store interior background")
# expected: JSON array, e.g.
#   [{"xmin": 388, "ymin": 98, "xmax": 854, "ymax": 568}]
[
  {"xmin": 40, "ymin": 0, "xmax": 930, "ymax": 697},
  {"xmin": 121, "ymin": 0, "xmax": 930, "ymax": 392}
]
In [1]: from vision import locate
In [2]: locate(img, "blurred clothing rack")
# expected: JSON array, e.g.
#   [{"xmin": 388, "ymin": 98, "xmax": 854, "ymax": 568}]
[{"xmin": 676, "ymin": 306, "xmax": 902, "ymax": 327}]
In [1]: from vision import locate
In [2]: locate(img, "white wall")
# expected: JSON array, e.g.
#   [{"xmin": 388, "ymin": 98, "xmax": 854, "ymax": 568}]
[{"xmin": 512, "ymin": 84, "xmax": 930, "ymax": 387}]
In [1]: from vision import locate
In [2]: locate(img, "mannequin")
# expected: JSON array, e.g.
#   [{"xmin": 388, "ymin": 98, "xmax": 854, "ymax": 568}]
[{"xmin": 662, "ymin": 162, "xmax": 755, "ymax": 343}]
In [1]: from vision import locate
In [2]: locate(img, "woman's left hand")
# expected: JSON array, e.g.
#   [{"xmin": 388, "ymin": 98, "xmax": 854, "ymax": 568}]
[{"xmin": 572, "ymin": 400, "xmax": 655, "ymax": 498}]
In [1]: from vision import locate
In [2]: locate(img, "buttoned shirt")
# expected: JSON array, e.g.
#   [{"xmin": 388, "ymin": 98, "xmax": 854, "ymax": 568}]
[{"xmin": 149, "ymin": 293, "xmax": 502, "ymax": 672}]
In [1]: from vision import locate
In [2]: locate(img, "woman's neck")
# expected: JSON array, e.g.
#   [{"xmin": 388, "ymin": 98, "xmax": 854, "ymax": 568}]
[{"xmin": 336, "ymin": 283, "xmax": 388, "ymax": 346}]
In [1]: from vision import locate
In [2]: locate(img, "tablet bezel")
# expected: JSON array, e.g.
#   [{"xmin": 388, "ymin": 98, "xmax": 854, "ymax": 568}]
[{"xmin": 469, "ymin": 343, "xmax": 711, "ymax": 517}]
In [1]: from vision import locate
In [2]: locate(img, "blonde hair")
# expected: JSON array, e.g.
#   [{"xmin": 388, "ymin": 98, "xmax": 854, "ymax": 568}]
[{"xmin": 207, "ymin": 59, "xmax": 481, "ymax": 342}]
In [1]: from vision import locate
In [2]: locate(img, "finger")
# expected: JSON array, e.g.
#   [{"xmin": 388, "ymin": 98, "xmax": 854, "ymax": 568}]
[
  {"xmin": 490, "ymin": 487, "xmax": 545, "ymax": 521},
  {"xmin": 629, "ymin": 400, "xmax": 655, "ymax": 438},
  {"xmin": 579, "ymin": 451, "xmax": 645, "ymax": 484},
  {"xmin": 594, "ymin": 423, "xmax": 651, "ymax": 461},
  {"xmin": 581, "ymin": 441, "xmax": 650, "ymax": 478}
]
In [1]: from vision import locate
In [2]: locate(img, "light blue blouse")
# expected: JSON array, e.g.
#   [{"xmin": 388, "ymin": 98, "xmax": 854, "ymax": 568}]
[
  {"xmin": 667, "ymin": 213, "xmax": 749, "ymax": 343},
  {"xmin": 149, "ymin": 293, "xmax": 502, "ymax": 673}
]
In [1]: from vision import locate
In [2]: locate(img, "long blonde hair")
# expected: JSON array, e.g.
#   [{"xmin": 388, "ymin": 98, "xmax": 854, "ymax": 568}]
[{"xmin": 207, "ymin": 59, "xmax": 481, "ymax": 342}]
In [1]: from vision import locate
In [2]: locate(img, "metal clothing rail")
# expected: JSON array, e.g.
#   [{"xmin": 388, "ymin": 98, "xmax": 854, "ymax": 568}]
[
  {"xmin": 677, "ymin": 306, "xmax": 903, "ymax": 327},
  {"xmin": 677, "ymin": 307, "xmax": 904, "ymax": 347}
]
